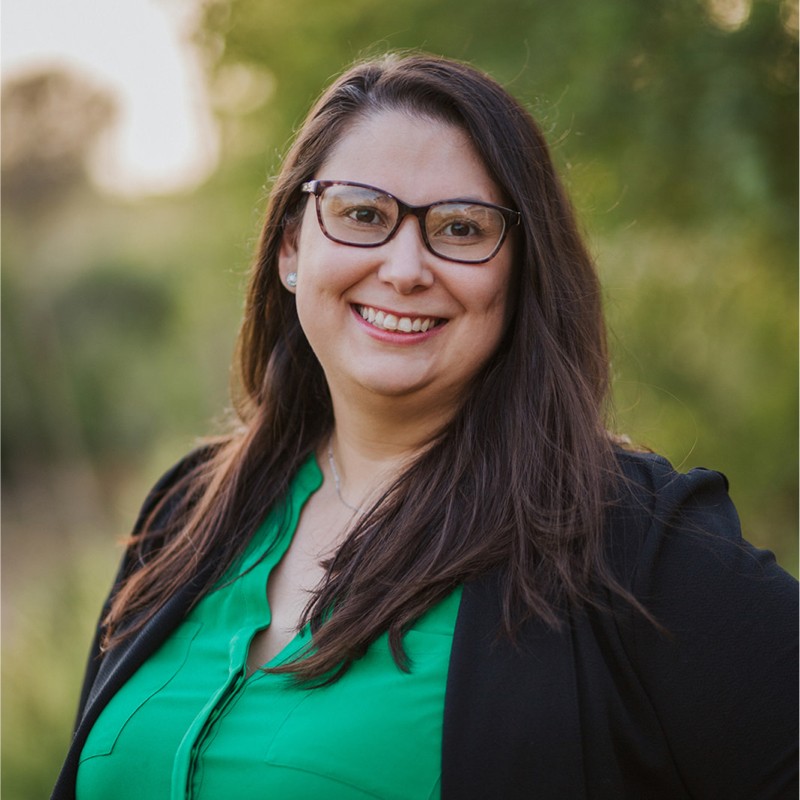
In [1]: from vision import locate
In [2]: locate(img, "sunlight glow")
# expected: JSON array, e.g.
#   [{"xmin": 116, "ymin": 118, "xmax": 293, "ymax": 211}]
[
  {"xmin": 1, "ymin": 0, "xmax": 219, "ymax": 197},
  {"xmin": 705, "ymin": 0, "xmax": 752, "ymax": 32}
]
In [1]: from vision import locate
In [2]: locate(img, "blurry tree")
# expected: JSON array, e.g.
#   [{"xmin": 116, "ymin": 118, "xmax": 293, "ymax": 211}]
[
  {"xmin": 1, "ymin": 67, "xmax": 238, "ymax": 482},
  {"xmin": 2, "ymin": 69, "xmax": 117, "ymax": 220},
  {"xmin": 3, "ymin": 262, "xmax": 177, "ymax": 479},
  {"xmin": 2, "ymin": 67, "xmax": 119, "ymax": 491},
  {"xmin": 197, "ymin": 0, "xmax": 796, "ymax": 232},
  {"xmin": 2, "ymin": 65, "xmax": 244, "ymax": 799}
]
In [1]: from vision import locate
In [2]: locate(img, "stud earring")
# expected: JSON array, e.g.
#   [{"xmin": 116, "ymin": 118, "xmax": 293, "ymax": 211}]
[{"xmin": 286, "ymin": 272, "xmax": 298, "ymax": 288}]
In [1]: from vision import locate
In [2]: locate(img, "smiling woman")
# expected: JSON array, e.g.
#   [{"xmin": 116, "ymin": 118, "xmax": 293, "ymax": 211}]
[
  {"xmin": 53, "ymin": 53, "xmax": 797, "ymax": 800},
  {"xmin": 281, "ymin": 111, "xmax": 513, "ymax": 411}
]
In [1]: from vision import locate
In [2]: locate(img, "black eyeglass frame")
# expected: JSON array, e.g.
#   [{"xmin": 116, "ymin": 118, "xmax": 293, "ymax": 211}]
[{"xmin": 300, "ymin": 180, "xmax": 520, "ymax": 264}]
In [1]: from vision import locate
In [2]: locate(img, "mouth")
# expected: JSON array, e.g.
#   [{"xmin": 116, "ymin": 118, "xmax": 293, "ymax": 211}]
[{"xmin": 354, "ymin": 304, "xmax": 445, "ymax": 334}]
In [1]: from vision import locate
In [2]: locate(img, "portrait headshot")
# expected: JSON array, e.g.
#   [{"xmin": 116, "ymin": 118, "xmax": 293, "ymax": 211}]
[{"xmin": 2, "ymin": 2, "xmax": 797, "ymax": 798}]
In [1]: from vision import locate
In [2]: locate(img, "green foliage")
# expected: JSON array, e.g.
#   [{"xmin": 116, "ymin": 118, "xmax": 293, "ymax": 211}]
[
  {"xmin": 202, "ymin": 0, "xmax": 797, "ymax": 232},
  {"xmin": 3, "ymin": 262, "xmax": 176, "ymax": 469},
  {"xmin": 2, "ymin": 545, "xmax": 119, "ymax": 800},
  {"xmin": 602, "ymin": 223, "xmax": 798, "ymax": 564}
]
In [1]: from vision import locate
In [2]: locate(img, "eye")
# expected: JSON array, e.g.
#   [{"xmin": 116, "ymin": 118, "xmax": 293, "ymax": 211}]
[
  {"xmin": 428, "ymin": 202, "xmax": 502, "ymax": 246},
  {"xmin": 327, "ymin": 195, "xmax": 392, "ymax": 230},
  {"xmin": 346, "ymin": 206, "xmax": 385, "ymax": 226},
  {"xmin": 431, "ymin": 216, "xmax": 487, "ymax": 243},
  {"xmin": 441, "ymin": 219, "xmax": 481, "ymax": 238}
]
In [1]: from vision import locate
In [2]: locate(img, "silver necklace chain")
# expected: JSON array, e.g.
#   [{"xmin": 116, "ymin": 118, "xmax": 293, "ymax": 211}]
[{"xmin": 327, "ymin": 445, "xmax": 363, "ymax": 514}]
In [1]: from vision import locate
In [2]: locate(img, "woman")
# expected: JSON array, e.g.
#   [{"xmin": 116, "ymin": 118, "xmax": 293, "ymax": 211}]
[{"xmin": 54, "ymin": 54, "xmax": 796, "ymax": 799}]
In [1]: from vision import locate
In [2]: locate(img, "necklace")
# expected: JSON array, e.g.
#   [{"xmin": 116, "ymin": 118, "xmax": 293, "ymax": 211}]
[{"xmin": 327, "ymin": 445, "xmax": 363, "ymax": 514}]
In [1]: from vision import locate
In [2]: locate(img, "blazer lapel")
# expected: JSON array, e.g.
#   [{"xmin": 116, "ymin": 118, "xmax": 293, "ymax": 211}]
[
  {"xmin": 52, "ymin": 575, "xmax": 204, "ymax": 800},
  {"xmin": 442, "ymin": 571, "xmax": 586, "ymax": 800}
]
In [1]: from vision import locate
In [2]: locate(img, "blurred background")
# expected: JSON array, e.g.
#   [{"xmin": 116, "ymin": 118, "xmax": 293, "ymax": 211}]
[{"xmin": 2, "ymin": 0, "xmax": 797, "ymax": 796}]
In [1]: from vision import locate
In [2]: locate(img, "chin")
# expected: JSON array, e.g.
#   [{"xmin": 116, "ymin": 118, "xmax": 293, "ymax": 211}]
[
  {"xmin": 361, "ymin": 379, "xmax": 431, "ymax": 398},
  {"xmin": 357, "ymin": 372, "xmax": 471, "ymax": 411}
]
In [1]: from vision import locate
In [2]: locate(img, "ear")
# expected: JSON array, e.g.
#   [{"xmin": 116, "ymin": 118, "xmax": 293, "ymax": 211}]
[{"xmin": 277, "ymin": 223, "xmax": 299, "ymax": 293}]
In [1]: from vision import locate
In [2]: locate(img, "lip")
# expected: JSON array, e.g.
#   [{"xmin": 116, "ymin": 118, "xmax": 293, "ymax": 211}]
[{"xmin": 350, "ymin": 304, "xmax": 447, "ymax": 343}]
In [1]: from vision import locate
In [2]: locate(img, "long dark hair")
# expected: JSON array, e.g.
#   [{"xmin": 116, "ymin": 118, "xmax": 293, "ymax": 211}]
[{"xmin": 104, "ymin": 53, "xmax": 630, "ymax": 683}]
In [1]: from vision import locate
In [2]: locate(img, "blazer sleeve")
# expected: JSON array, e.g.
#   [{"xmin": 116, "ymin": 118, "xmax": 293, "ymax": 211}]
[
  {"xmin": 72, "ymin": 445, "xmax": 214, "ymax": 728},
  {"xmin": 618, "ymin": 457, "xmax": 797, "ymax": 799}
]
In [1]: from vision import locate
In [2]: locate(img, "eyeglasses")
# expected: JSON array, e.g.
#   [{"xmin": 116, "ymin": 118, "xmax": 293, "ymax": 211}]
[{"xmin": 301, "ymin": 180, "xmax": 520, "ymax": 264}]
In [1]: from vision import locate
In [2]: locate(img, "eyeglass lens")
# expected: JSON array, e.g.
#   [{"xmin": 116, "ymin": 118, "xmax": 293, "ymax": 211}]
[{"xmin": 317, "ymin": 184, "xmax": 507, "ymax": 263}]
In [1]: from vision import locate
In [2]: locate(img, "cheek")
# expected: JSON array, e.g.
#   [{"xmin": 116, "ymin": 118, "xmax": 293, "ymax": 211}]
[
  {"xmin": 469, "ymin": 264, "xmax": 514, "ymax": 353},
  {"xmin": 465, "ymin": 264, "xmax": 513, "ymax": 322},
  {"xmin": 296, "ymin": 234, "xmax": 370, "ymax": 293},
  {"xmin": 488, "ymin": 255, "xmax": 515, "ymax": 329}
]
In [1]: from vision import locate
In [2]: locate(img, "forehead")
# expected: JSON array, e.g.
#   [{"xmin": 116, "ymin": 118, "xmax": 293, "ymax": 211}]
[{"xmin": 316, "ymin": 109, "xmax": 503, "ymax": 206}]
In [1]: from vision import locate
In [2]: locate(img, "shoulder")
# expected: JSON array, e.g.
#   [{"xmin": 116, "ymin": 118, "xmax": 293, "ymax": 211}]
[
  {"xmin": 117, "ymin": 443, "xmax": 219, "ymax": 579},
  {"xmin": 607, "ymin": 449, "xmax": 738, "ymax": 555},
  {"xmin": 133, "ymin": 443, "xmax": 219, "ymax": 529},
  {"xmin": 600, "ymin": 451, "xmax": 797, "ymax": 798},
  {"xmin": 611, "ymin": 447, "xmax": 732, "ymax": 515},
  {"xmin": 604, "ymin": 447, "xmax": 796, "ymax": 644},
  {"xmin": 603, "ymin": 448, "xmax": 794, "ymax": 603},
  {"xmin": 132, "ymin": 444, "xmax": 218, "ymax": 531}
]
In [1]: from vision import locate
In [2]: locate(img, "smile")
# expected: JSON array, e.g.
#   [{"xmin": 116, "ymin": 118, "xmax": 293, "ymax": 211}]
[{"xmin": 355, "ymin": 305, "xmax": 444, "ymax": 333}]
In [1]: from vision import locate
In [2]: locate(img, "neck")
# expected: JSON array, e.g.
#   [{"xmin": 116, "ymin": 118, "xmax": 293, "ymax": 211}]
[{"xmin": 322, "ymin": 391, "xmax": 455, "ymax": 510}]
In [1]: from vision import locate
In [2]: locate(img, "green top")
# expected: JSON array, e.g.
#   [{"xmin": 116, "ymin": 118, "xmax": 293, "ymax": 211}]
[{"xmin": 76, "ymin": 456, "xmax": 462, "ymax": 800}]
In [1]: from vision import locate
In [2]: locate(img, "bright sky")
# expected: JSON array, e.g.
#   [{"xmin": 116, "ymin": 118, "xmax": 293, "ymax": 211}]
[{"xmin": 1, "ymin": 0, "xmax": 219, "ymax": 196}]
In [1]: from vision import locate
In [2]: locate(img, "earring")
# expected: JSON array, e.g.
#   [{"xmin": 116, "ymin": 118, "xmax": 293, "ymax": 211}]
[{"xmin": 286, "ymin": 272, "xmax": 298, "ymax": 288}]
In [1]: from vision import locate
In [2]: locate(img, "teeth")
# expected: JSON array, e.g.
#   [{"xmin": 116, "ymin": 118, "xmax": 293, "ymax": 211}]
[{"xmin": 356, "ymin": 305, "xmax": 440, "ymax": 334}]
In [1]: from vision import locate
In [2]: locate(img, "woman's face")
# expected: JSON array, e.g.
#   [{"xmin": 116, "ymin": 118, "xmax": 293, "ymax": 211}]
[{"xmin": 279, "ymin": 109, "xmax": 514, "ymax": 419}]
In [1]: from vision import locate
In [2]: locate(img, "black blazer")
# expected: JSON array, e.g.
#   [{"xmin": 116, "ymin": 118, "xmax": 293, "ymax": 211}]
[{"xmin": 53, "ymin": 451, "xmax": 798, "ymax": 799}]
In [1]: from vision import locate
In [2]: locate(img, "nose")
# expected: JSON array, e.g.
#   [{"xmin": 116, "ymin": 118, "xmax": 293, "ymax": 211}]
[{"xmin": 376, "ymin": 216, "xmax": 435, "ymax": 294}]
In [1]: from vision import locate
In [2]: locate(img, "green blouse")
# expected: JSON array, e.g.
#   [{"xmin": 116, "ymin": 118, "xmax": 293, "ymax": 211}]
[{"xmin": 76, "ymin": 456, "xmax": 462, "ymax": 800}]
